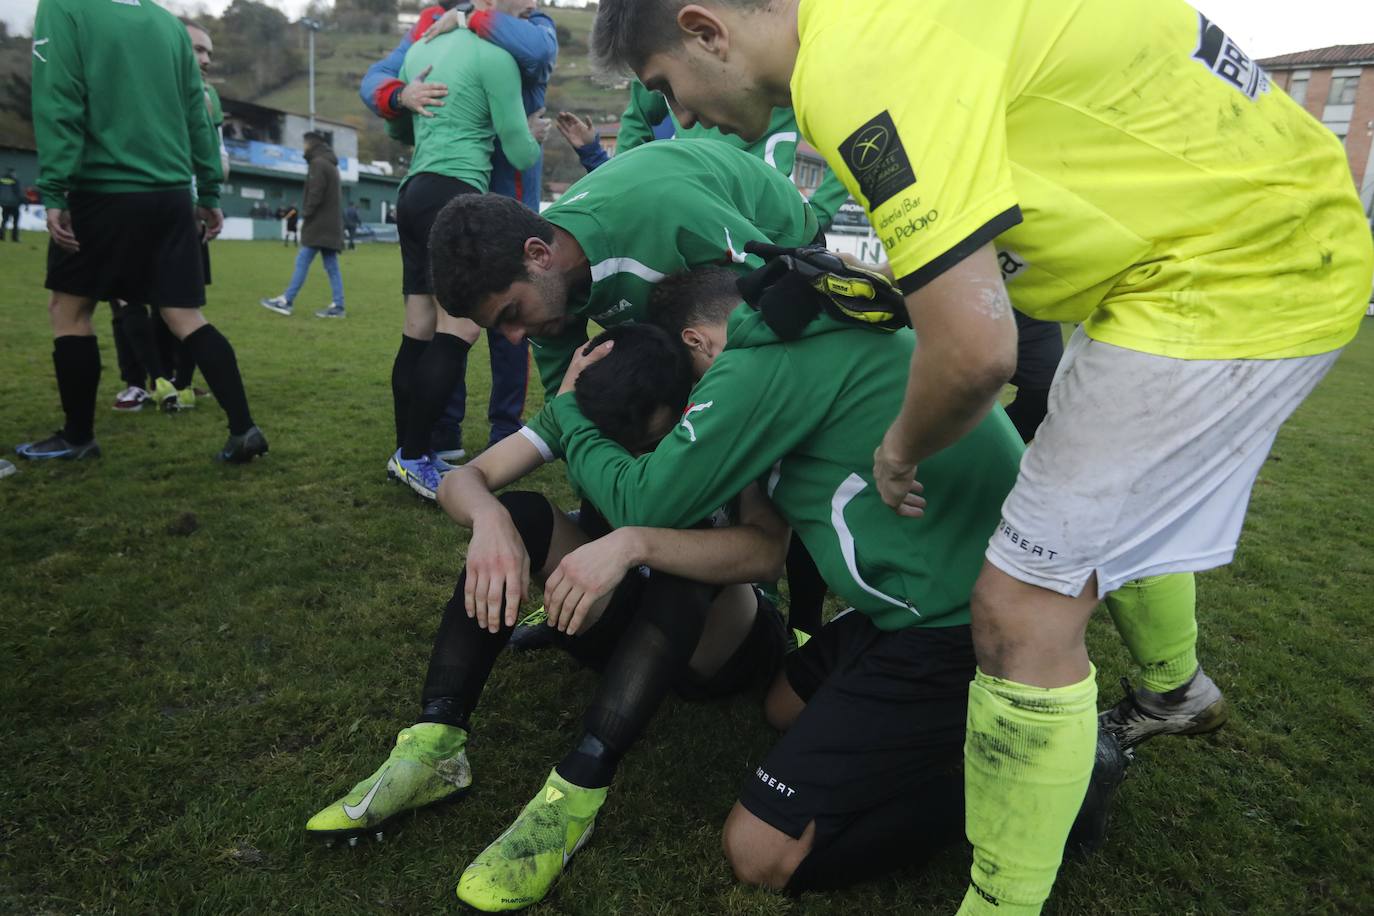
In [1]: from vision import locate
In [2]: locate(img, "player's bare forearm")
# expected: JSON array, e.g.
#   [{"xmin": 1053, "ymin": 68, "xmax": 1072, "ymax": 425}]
[
  {"xmin": 438, "ymin": 466, "xmax": 503, "ymax": 529},
  {"xmin": 888, "ymin": 243, "xmax": 1017, "ymax": 465},
  {"xmin": 438, "ymin": 434, "xmax": 548, "ymax": 527},
  {"xmin": 621, "ymin": 521, "xmax": 787, "ymax": 585}
]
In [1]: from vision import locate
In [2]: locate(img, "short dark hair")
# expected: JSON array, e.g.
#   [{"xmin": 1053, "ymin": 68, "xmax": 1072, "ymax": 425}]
[
  {"xmin": 428, "ymin": 194, "xmax": 555, "ymax": 319},
  {"xmin": 574, "ymin": 323, "xmax": 693, "ymax": 451},
  {"xmin": 647, "ymin": 266, "xmax": 742, "ymax": 338},
  {"xmin": 591, "ymin": 0, "xmax": 764, "ymax": 74}
]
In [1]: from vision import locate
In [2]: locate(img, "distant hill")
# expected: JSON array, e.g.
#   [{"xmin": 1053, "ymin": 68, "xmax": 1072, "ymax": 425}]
[
  {"xmin": 237, "ymin": 5, "xmax": 629, "ymax": 184},
  {"xmin": 0, "ymin": 5, "xmax": 632, "ymax": 188}
]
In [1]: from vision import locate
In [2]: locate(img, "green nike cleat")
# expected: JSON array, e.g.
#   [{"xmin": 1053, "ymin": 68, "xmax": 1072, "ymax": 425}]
[
  {"xmin": 306, "ymin": 722, "xmax": 470, "ymax": 843},
  {"xmin": 455, "ymin": 768, "xmax": 607, "ymax": 911}
]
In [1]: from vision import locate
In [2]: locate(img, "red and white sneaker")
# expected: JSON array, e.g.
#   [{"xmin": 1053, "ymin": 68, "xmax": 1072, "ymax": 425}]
[{"xmin": 113, "ymin": 386, "xmax": 150, "ymax": 412}]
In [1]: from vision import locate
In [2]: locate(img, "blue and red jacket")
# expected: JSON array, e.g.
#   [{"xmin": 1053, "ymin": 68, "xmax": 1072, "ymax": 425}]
[{"xmin": 360, "ymin": 5, "xmax": 557, "ymax": 206}]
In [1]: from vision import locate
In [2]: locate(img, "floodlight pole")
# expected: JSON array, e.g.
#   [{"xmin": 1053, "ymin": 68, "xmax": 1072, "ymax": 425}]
[{"xmin": 301, "ymin": 18, "xmax": 323, "ymax": 131}]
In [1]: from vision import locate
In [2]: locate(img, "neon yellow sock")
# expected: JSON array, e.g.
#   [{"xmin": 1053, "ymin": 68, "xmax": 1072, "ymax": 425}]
[
  {"xmin": 958, "ymin": 667, "xmax": 1097, "ymax": 916},
  {"xmin": 1105, "ymin": 573, "xmax": 1198, "ymax": 693}
]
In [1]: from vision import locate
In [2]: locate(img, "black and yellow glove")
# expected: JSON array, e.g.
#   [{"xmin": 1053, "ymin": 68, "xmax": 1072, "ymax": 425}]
[{"xmin": 736, "ymin": 242, "xmax": 908, "ymax": 340}]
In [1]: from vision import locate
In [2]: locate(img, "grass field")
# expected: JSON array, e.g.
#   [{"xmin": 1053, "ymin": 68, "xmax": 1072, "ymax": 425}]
[{"xmin": 1, "ymin": 239, "xmax": 1372, "ymax": 915}]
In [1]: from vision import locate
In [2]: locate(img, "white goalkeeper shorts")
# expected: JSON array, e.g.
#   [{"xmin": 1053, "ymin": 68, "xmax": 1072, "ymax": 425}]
[{"xmin": 986, "ymin": 327, "xmax": 1342, "ymax": 599}]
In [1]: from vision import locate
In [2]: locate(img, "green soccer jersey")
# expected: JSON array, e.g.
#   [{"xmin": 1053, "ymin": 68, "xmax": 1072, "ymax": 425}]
[
  {"xmin": 533, "ymin": 139, "xmax": 819, "ymax": 393},
  {"xmin": 617, "ymin": 81, "xmax": 850, "ymax": 228},
  {"xmin": 205, "ymin": 84, "xmax": 224, "ymax": 128},
  {"xmin": 31, "ymin": 0, "xmax": 222, "ymax": 209},
  {"xmin": 395, "ymin": 29, "xmax": 540, "ymax": 191},
  {"xmin": 533, "ymin": 308, "xmax": 1025, "ymax": 631}
]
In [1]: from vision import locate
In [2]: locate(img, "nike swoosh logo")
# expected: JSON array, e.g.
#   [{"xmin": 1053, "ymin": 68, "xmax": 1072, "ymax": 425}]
[
  {"xmin": 563, "ymin": 820, "xmax": 595, "ymax": 867},
  {"xmin": 342, "ymin": 766, "xmax": 388, "ymax": 820}
]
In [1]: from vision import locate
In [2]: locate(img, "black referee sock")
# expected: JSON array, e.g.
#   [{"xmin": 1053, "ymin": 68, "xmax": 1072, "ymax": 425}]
[
  {"xmin": 119, "ymin": 303, "xmax": 166, "ymax": 381},
  {"xmin": 402, "ymin": 332, "xmax": 470, "ymax": 461},
  {"xmin": 185, "ymin": 324, "xmax": 254, "ymax": 435},
  {"xmin": 391, "ymin": 334, "xmax": 429, "ymax": 451},
  {"xmin": 53, "ymin": 335, "xmax": 101, "ymax": 445}
]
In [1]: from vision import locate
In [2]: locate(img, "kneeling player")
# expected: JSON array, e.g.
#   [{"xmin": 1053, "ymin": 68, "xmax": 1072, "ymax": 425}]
[
  {"xmin": 542, "ymin": 268, "xmax": 1121, "ymax": 891},
  {"xmin": 306, "ymin": 324, "xmax": 789, "ymax": 910}
]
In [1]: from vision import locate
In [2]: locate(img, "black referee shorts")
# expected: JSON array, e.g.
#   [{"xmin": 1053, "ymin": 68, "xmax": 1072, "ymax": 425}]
[
  {"xmin": 398, "ymin": 172, "xmax": 479, "ymax": 296},
  {"xmin": 738, "ymin": 610, "xmax": 975, "ymax": 845},
  {"xmin": 1011, "ymin": 311, "xmax": 1066, "ymax": 391},
  {"xmin": 46, "ymin": 189, "xmax": 205, "ymax": 308}
]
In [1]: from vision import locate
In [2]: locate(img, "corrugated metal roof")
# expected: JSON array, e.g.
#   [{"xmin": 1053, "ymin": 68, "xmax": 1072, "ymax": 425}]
[{"xmin": 1258, "ymin": 44, "xmax": 1374, "ymax": 69}]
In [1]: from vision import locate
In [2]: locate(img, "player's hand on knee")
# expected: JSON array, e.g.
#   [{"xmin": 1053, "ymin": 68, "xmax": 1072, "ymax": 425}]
[
  {"xmin": 465, "ymin": 516, "xmax": 531, "ymax": 632},
  {"xmin": 544, "ymin": 530, "xmax": 636, "ymax": 635},
  {"xmin": 873, "ymin": 434, "xmax": 925, "ymax": 518},
  {"xmin": 557, "ymin": 338, "xmax": 614, "ymax": 396}
]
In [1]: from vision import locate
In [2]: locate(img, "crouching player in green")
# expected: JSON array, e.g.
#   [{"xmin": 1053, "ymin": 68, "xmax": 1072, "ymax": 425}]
[
  {"xmin": 306, "ymin": 323, "xmax": 791, "ymax": 910},
  {"xmin": 540, "ymin": 267, "xmax": 1103, "ymax": 890}
]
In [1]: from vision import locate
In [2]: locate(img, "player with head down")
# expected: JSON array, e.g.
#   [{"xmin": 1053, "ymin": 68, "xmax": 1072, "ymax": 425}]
[
  {"xmin": 305, "ymin": 321, "xmax": 792, "ymax": 911},
  {"xmin": 533, "ymin": 264, "xmax": 1119, "ymax": 894}
]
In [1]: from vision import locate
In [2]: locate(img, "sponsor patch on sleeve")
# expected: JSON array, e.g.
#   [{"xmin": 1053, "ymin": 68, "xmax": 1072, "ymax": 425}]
[{"xmin": 839, "ymin": 111, "xmax": 917, "ymax": 208}]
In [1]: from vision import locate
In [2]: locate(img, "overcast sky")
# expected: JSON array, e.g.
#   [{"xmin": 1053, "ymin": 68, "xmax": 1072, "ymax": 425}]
[{"xmin": 3, "ymin": 0, "xmax": 1373, "ymax": 59}]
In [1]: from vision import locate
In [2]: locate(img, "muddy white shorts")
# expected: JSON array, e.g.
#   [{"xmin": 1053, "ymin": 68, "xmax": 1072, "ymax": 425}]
[{"xmin": 986, "ymin": 327, "xmax": 1342, "ymax": 598}]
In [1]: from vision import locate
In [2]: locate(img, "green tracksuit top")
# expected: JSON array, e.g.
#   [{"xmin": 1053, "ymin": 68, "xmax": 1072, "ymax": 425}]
[
  {"xmin": 533, "ymin": 139, "xmax": 820, "ymax": 393},
  {"xmin": 394, "ymin": 29, "xmax": 540, "ymax": 191},
  {"xmin": 31, "ymin": 0, "xmax": 222, "ymax": 210},
  {"xmin": 616, "ymin": 80, "xmax": 850, "ymax": 228},
  {"xmin": 531, "ymin": 309, "xmax": 1025, "ymax": 631}
]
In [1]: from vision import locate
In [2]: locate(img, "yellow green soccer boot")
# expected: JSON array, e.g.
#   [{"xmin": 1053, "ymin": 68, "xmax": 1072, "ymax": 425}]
[
  {"xmin": 306, "ymin": 722, "xmax": 470, "ymax": 845},
  {"xmin": 455, "ymin": 768, "xmax": 607, "ymax": 911}
]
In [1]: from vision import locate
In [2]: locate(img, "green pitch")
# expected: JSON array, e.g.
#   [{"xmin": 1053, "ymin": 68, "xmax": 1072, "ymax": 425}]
[{"xmin": 1, "ymin": 240, "xmax": 1371, "ymax": 913}]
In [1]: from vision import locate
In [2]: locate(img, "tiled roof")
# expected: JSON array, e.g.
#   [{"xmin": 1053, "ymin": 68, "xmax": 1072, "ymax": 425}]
[{"xmin": 1258, "ymin": 44, "xmax": 1374, "ymax": 69}]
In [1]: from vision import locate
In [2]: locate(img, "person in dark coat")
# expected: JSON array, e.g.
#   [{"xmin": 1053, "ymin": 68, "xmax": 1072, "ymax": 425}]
[
  {"xmin": 0, "ymin": 168, "xmax": 22, "ymax": 241},
  {"xmin": 344, "ymin": 202, "xmax": 361, "ymax": 250},
  {"xmin": 260, "ymin": 132, "xmax": 346, "ymax": 317}
]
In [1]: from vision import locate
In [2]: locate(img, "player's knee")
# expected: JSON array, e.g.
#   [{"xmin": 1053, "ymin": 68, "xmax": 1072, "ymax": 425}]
[
  {"xmin": 157, "ymin": 306, "xmax": 205, "ymax": 340},
  {"xmin": 721, "ymin": 809, "xmax": 797, "ymax": 891},
  {"xmin": 971, "ymin": 567, "xmax": 1026, "ymax": 674},
  {"xmin": 763, "ymin": 672, "xmax": 803, "ymax": 732}
]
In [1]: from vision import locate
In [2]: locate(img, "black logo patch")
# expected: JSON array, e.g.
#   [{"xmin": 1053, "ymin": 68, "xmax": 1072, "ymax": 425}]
[
  {"xmin": 1192, "ymin": 14, "xmax": 1269, "ymax": 101},
  {"xmin": 839, "ymin": 111, "xmax": 916, "ymax": 208}
]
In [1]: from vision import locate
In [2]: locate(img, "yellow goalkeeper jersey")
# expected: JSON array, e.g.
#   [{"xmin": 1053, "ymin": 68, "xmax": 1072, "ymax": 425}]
[{"xmin": 792, "ymin": 0, "xmax": 1373, "ymax": 359}]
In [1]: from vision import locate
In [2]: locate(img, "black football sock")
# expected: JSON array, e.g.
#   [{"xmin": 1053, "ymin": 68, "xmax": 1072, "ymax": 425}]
[
  {"xmin": 402, "ymin": 332, "xmax": 470, "ymax": 461},
  {"xmin": 53, "ymin": 335, "xmax": 100, "ymax": 444},
  {"xmin": 155, "ymin": 312, "xmax": 197, "ymax": 389},
  {"xmin": 391, "ymin": 334, "xmax": 429, "ymax": 451},
  {"xmin": 419, "ymin": 492, "xmax": 556, "ymax": 728},
  {"xmin": 184, "ymin": 324, "xmax": 253, "ymax": 435},
  {"xmin": 109, "ymin": 304, "xmax": 145, "ymax": 389},
  {"xmin": 557, "ymin": 573, "xmax": 715, "ymax": 789},
  {"xmin": 119, "ymin": 303, "xmax": 165, "ymax": 381}
]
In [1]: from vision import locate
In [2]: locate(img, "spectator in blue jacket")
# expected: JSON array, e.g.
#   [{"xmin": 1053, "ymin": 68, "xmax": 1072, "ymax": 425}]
[{"xmin": 361, "ymin": 0, "xmax": 556, "ymax": 463}]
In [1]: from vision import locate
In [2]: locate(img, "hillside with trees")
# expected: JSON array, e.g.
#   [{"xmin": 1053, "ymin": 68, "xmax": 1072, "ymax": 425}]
[{"xmin": 0, "ymin": 2, "xmax": 628, "ymax": 189}]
